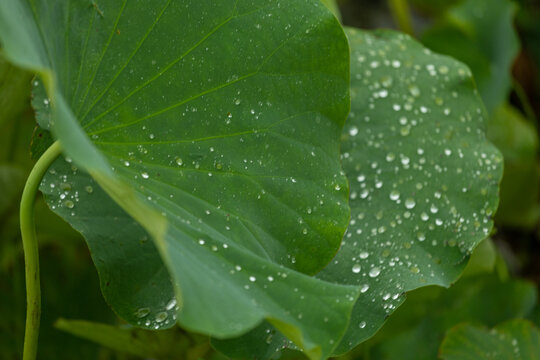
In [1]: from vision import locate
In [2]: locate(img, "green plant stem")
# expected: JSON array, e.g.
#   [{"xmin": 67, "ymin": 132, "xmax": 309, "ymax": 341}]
[
  {"xmin": 388, "ymin": 0, "xmax": 414, "ymax": 36},
  {"xmin": 20, "ymin": 140, "xmax": 62, "ymax": 360}
]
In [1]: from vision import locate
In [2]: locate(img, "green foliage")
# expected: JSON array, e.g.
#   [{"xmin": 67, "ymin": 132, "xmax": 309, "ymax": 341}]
[
  {"xmin": 55, "ymin": 319, "xmax": 210, "ymax": 360},
  {"xmin": 325, "ymin": 27, "xmax": 501, "ymax": 354},
  {"xmin": 487, "ymin": 105, "xmax": 540, "ymax": 228},
  {"xmin": 354, "ymin": 274, "xmax": 537, "ymax": 360},
  {"xmin": 1, "ymin": 0, "xmax": 531, "ymax": 359},
  {"xmin": 440, "ymin": 320, "xmax": 540, "ymax": 360},
  {"xmin": 211, "ymin": 27, "xmax": 502, "ymax": 359},
  {"xmin": 421, "ymin": 0, "xmax": 519, "ymax": 114}
]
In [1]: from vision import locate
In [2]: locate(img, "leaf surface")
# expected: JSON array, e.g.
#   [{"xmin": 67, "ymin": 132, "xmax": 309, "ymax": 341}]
[
  {"xmin": 439, "ymin": 320, "xmax": 540, "ymax": 360},
  {"xmin": 421, "ymin": 0, "xmax": 519, "ymax": 114},
  {"xmin": 318, "ymin": 27, "xmax": 502, "ymax": 355},
  {"xmin": 0, "ymin": 1, "xmax": 357, "ymax": 358},
  {"xmin": 213, "ymin": 28, "xmax": 503, "ymax": 358}
]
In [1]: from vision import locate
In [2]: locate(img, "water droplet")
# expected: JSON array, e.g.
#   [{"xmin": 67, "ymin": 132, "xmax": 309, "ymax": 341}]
[
  {"xmin": 155, "ymin": 312, "xmax": 168, "ymax": 322},
  {"xmin": 352, "ymin": 264, "xmax": 361, "ymax": 273},
  {"xmin": 360, "ymin": 284, "xmax": 370, "ymax": 293},
  {"xmin": 389, "ymin": 190, "xmax": 400, "ymax": 201},
  {"xmin": 359, "ymin": 251, "xmax": 369, "ymax": 259},
  {"xmin": 369, "ymin": 267, "xmax": 381, "ymax": 278},
  {"xmin": 175, "ymin": 157, "xmax": 183, "ymax": 166},
  {"xmin": 141, "ymin": 172, "xmax": 149, "ymax": 179},
  {"xmin": 405, "ymin": 198, "xmax": 416, "ymax": 209},
  {"xmin": 63, "ymin": 200, "xmax": 74, "ymax": 209},
  {"xmin": 249, "ymin": 276, "xmax": 256, "ymax": 282},
  {"xmin": 349, "ymin": 126, "xmax": 359, "ymax": 136},
  {"xmin": 85, "ymin": 185, "xmax": 93, "ymax": 194},
  {"xmin": 417, "ymin": 232, "xmax": 426, "ymax": 242},
  {"xmin": 359, "ymin": 321, "xmax": 367, "ymax": 329},
  {"xmin": 135, "ymin": 307, "xmax": 150, "ymax": 318},
  {"xmin": 166, "ymin": 298, "xmax": 177, "ymax": 311}
]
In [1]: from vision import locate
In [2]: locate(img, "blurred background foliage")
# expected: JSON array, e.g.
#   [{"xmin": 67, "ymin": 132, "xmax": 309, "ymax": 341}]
[{"xmin": 1, "ymin": 0, "xmax": 540, "ymax": 358}]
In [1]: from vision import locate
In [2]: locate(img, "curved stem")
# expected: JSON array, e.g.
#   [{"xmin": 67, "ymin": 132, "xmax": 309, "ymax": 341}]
[{"xmin": 20, "ymin": 141, "xmax": 62, "ymax": 360}]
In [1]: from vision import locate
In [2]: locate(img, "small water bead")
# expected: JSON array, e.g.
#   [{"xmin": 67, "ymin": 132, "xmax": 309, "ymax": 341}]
[
  {"xmin": 141, "ymin": 172, "xmax": 149, "ymax": 179},
  {"xmin": 369, "ymin": 267, "xmax": 381, "ymax": 278},
  {"xmin": 360, "ymin": 284, "xmax": 370, "ymax": 293},
  {"xmin": 409, "ymin": 85, "xmax": 420, "ymax": 97},
  {"xmin": 389, "ymin": 190, "xmax": 400, "ymax": 201},
  {"xmin": 357, "ymin": 174, "xmax": 366, "ymax": 183},
  {"xmin": 166, "ymin": 299, "xmax": 177, "ymax": 311},
  {"xmin": 359, "ymin": 251, "xmax": 369, "ymax": 259},
  {"xmin": 352, "ymin": 264, "xmax": 361, "ymax": 274},
  {"xmin": 135, "ymin": 307, "xmax": 150, "ymax": 318},
  {"xmin": 267, "ymin": 276, "xmax": 274, "ymax": 282},
  {"xmin": 123, "ymin": 161, "xmax": 130, "ymax": 167},
  {"xmin": 155, "ymin": 312, "xmax": 168, "ymax": 323},
  {"xmin": 85, "ymin": 185, "xmax": 93, "ymax": 194},
  {"xmin": 421, "ymin": 212, "xmax": 429, "ymax": 221},
  {"xmin": 249, "ymin": 276, "xmax": 256, "ymax": 282},
  {"xmin": 401, "ymin": 157, "xmax": 410, "ymax": 166},
  {"xmin": 349, "ymin": 126, "xmax": 359, "ymax": 136},
  {"xmin": 175, "ymin": 157, "xmax": 183, "ymax": 166},
  {"xmin": 359, "ymin": 321, "xmax": 367, "ymax": 329},
  {"xmin": 430, "ymin": 204, "xmax": 439, "ymax": 213},
  {"xmin": 386, "ymin": 153, "xmax": 396, "ymax": 162},
  {"xmin": 375, "ymin": 181, "xmax": 383, "ymax": 189},
  {"xmin": 404, "ymin": 198, "xmax": 416, "ymax": 209},
  {"xmin": 63, "ymin": 200, "xmax": 75, "ymax": 209},
  {"xmin": 198, "ymin": 239, "xmax": 205, "ymax": 245},
  {"xmin": 417, "ymin": 232, "xmax": 426, "ymax": 242},
  {"xmin": 444, "ymin": 149, "xmax": 452, "ymax": 156}
]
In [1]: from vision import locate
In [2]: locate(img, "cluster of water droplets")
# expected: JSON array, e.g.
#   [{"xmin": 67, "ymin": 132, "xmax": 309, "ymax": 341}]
[{"xmin": 319, "ymin": 30, "xmax": 502, "ymax": 345}]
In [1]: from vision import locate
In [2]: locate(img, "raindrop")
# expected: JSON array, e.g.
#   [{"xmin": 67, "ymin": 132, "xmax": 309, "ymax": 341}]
[
  {"xmin": 155, "ymin": 312, "xmax": 168, "ymax": 322},
  {"xmin": 359, "ymin": 321, "xmax": 367, "ymax": 329},
  {"xmin": 369, "ymin": 267, "xmax": 381, "ymax": 278},
  {"xmin": 389, "ymin": 190, "xmax": 400, "ymax": 201},
  {"xmin": 141, "ymin": 172, "xmax": 149, "ymax": 179},
  {"xmin": 404, "ymin": 198, "xmax": 416, "ymax": 209},
  {"xmin": 359, "ymin": 251, "xmax": 369, "ymax": 259},
  {"xmin": 166, "ymin": 298, "xmax": 177, "ymax": 311},
  {"xmin": 352, "ymin": 264, "xmax": 361, "ymax": 274},
  {"xmin": 135, "ymin": 307, "xmax": 150, "ymax": 318}
]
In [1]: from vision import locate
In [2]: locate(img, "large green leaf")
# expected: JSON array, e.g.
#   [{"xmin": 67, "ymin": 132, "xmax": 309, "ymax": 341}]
[
  {"xmin": 0, "ymin": 1, "xmax": 358, "ymax": 358},
  {"xmin": 317, "ymin": 27, "xmax": 502, "ymax": 355},
  {"xmin": 213, "ymin": 28, "xmax": 502, "ymax": 358},
  {"xmin": 439, "ymin": 320, "xmax": 540, "ymax": 360},
  {"xmin": 421, "ymin": 0, "xmax": 520, "ymax": 114}
]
